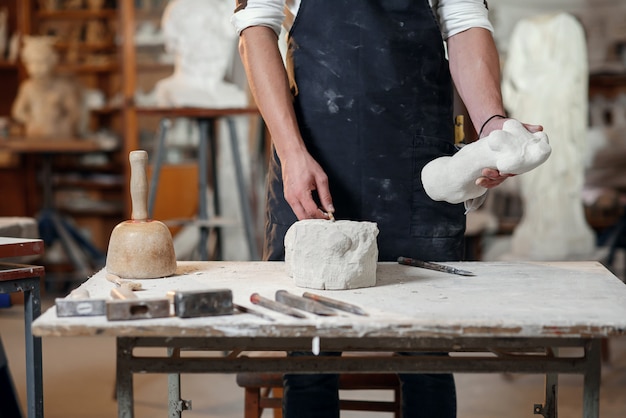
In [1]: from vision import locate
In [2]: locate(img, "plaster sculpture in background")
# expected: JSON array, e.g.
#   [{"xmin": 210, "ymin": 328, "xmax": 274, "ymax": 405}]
[
  {"xmin": 11, "ymin": 36, "xmax": 82, "ymax": 139},
  {"xmin": 501, "ymin": 12, "xmax": 595, "ymax": 260},
  {"xmin": 153, "ymin": 0, "xmax": 247, "ymax": 108}
]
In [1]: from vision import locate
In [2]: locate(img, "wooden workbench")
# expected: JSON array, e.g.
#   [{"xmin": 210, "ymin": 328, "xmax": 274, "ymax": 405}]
[{"xmin": 33, "ymin": 261, "xmax": 626, "ymax": 418}]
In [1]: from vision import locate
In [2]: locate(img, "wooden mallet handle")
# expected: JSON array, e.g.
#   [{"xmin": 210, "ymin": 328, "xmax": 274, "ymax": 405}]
[{"xmin": 129, "ymin": 150, "xmax": 149, "ymax": 221}]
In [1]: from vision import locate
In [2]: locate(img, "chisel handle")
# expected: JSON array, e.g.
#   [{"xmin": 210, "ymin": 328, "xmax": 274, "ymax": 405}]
[{"xmin": 110, "ymin": 285, "xmax": 137, "ymax": 300}]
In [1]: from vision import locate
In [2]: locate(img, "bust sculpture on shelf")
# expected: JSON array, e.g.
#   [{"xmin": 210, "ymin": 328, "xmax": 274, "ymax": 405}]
[
  {"xmin": 11, "ymin": 36, "xmax": 82, "ymax": 139},
  {"xmin": 153, "ymin": 0, "xmax": 247, "ymax": 108}
]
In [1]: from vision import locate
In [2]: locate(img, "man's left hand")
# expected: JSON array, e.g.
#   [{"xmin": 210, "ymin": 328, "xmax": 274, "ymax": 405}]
[{"xmin": 476, "ymin": 168, "xmax": 513, "ymax": 188}]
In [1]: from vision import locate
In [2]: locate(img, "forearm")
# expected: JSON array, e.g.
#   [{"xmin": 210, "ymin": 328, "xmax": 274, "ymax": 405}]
[
  {"xmin": 238, "ymin": 26, "xmax": 306, "ymax": 160},
  {"xmin": 447, "ymin": 27, "xmax": 506, "ymax": 137}
]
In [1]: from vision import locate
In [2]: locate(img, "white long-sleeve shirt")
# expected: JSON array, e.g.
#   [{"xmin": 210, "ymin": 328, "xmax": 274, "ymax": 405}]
[{"xmin": 231, "ymin": 0, "xmax": 493, "ymax": 40}]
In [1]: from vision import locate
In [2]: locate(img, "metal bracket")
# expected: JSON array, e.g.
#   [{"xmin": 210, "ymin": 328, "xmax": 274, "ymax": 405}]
[{"xmin": 533, "ymin": 403, "xmax": 546, "ymax": 416}]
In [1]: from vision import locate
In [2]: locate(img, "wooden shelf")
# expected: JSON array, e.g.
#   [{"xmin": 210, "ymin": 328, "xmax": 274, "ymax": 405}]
[
  {"xmin": 54, "ymin": 42, "xmax": 117, "ymax": 52},
  {"xmin": 35, "ymin": 9, "xmax": 117, "ymax": 20},
  {"xmin": 0, "ymin": 61, "xmax": 18, "ymax": 70},
  {"xmin": 57, "ymin": 62, "xmax": 118, "ymax": 73},
  {"xmin": 590, "ymin": 72, "xmax": 626, "ymax": 87}
]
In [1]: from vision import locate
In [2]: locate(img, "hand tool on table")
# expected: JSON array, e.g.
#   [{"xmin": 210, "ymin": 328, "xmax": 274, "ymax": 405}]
[
  {"xmin": 106, "ymin": 272, "xmax": 143, "ymax": 291},
  {"xmin": 105, "ymin": 150, "xmax": 177, "ymax": 280},
  {"xmin": 397, "ymin": 256, "xmax": 475, "ymax": 277},
  {"xmin": 250, "ymin": 293, "xmax": 307, "ymax": 319},
  {"xmin": 106, "ymin": 285, "xmax": 171, "ymax": 321},
  {"xmin": 302, "ymin": 292, "xmax": 368, "ymax": 316},
  {"xmin": 166, "ymin": 289, "xmax": 233, "ymax": 318},
  {"xmin": 275, "ymin": 290, "xmax": 337, "ymax": 316},
  {"xmin": 55, "ymin": 288, "xmax": 106, "ymax": 317},
  {"xmin": 233, "ymin": 303, "xmax": 275, "ymax": 322}
]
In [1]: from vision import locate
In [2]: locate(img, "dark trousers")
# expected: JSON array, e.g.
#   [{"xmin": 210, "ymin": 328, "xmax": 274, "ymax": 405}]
[{"xmin": 282, "ymin": 352, "xmax": 456, "ymax": 418}]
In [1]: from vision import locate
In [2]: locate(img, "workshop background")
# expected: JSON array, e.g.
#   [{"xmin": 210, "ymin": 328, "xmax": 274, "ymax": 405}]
[{"xmin": 1, "ymin": 0, "xmax": 625, "ymax": 417}]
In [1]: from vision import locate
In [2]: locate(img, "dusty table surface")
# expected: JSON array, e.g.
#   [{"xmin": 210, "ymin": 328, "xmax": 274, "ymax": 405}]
[{"xmin": 32, "ymin": 261, "xmax": 626, "ymax": 339}]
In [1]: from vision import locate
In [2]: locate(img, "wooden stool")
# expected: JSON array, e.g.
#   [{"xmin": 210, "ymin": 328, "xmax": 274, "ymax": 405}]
[{"xmin": 236, "ymin": 372, "xmax": 401, "ymax": 418}]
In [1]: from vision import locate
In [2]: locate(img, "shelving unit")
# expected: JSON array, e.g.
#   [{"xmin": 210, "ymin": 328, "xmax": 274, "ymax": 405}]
[{"xmin": 0, "ymin": 0, "xmax": 125, "ymax": 269}]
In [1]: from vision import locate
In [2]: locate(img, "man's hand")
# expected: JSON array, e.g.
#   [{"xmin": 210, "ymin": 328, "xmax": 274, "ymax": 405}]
[
  {"xmin": 476, "ymin": 119, "xmax": 544, "ymax": 188},
  {"xmin": 281, "ymin": 151, "xmax": 335, "ymax": 220}
]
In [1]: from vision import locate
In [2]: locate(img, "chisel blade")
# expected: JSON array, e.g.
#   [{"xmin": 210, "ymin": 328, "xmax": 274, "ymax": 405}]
[{"xmin": 275, "ymin": 290, "xmax": 337, "ymax": 316}]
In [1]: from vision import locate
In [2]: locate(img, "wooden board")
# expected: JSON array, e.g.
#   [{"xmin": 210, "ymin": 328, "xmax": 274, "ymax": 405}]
[
  {"xmin": 0, "ymin": 237, "xmax": 44, "ymax": 259},
  {"xmin": 32, "ymin": 261, "xmax": 626, "ymax": 339}
]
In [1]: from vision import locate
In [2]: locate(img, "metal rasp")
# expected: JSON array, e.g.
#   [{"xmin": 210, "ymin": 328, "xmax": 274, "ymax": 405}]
[{"xmin": 275, "ymin": 290, "xmax": 337, "ymax": 316}]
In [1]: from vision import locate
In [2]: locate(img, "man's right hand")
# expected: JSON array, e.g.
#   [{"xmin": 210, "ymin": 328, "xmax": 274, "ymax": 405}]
[{"xmin": 281, "ymin": 150, "xmax": 335, "ymax": 220}]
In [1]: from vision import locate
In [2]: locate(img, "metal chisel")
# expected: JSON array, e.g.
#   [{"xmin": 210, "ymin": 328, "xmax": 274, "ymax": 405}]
[
  {"xmin": 302, "ymin": 292, "xmax": 368, "ymax": 316},
  {"xmin": 233, "ymin": 303, "xmax": 275, "ymax": 322},
  {"xmin": 397, "ymin": 256, "xmax": 475, "ymax": 276},
  {"xmin": 250, "ymin": 293, "xmax": 307, "ymax": 318},
  {"xmin": 275, "ymin": 290, "xmax": 337, "ymax": 316}
]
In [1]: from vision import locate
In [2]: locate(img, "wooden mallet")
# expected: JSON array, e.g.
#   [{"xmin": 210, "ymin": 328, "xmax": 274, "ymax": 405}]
[{"xmin": 105, "ymin": 150, "xmax": 177, "ymax": 279}]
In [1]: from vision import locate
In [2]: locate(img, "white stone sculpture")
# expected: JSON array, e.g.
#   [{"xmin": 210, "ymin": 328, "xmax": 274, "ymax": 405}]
[
  {"xmin": 501, "ymin": 12, "xmax": 595, "ymax": 260},
  {"xmin": 11, "ymin": 36, "xmax": 82, "ymax": 139},
  {"xmin": 284, "ymin": 220, "xmax": 379, "ymax": 290},
  {"xmin": 421, "ymin": 119, "xmax": 551, "ymax": 205},
  {"xmin": 153, "ymin": 0, "xmax": 247, "ymax": 108}
]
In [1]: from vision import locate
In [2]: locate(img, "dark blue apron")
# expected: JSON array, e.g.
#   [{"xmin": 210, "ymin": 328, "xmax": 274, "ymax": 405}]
[{"xmin": 264, "ymin": 0, "xmax": 465, "ymax": 262}]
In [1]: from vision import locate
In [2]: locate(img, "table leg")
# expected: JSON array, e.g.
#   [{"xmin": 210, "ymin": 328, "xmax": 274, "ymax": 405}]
[
  {"xmin": 167, "ymin": 347, "xmax": 190, "ymax": 418},
  {"xmin": 197, "ymin": 119, "xmax": 213, "ymax": 261},
  {"xmin": 583, "ymin": 339, "xmax": 601, "ymax": 418},
  {"xmin": 148, "ymin": 118, "xmax": 171, "ymax": 219},
  {"xmin": 23, "ymin": 278, "xmax": 43, "ymax": 418},
  {"xmin": 226, "ymin": 117, "xmax": 260, "ymax": 260},
  {"xmin": 117, "ymin": 338, "xmax": 135, "ymax": 418}
]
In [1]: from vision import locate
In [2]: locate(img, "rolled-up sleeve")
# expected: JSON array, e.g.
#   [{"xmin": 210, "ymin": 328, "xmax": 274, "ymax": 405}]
[
  {"xmin": 231, "ymin": 0, "xmax": 286, "ymax": 36},
  {"xmin": 434, "ymin": 0, "xmax": 493, "ymax": 39}
]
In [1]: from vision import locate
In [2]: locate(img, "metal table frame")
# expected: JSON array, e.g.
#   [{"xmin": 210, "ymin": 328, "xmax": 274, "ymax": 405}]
[
  {"xmin": 138, "ymin": 107, "xmax": 262, "ymax": 261},
  {"xmin": 0, "ymin": 237, "xmax": 45, "ymax": 418},
  {"xmin": 115, "ymin": 336, "xmax": 602, "ymax": 418}
]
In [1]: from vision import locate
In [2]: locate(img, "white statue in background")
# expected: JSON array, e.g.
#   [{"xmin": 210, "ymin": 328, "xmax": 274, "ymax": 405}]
[
  {"xmin": 154, "ymin": 0, "xmax": 247, "ymax": 108},
  {"xmin": 502, "ymin": 12, "xmax": 595, "ymax": 260},
  {"xmin": 11, "ymin": 36, "xmax": 82, "ymax": 139}
]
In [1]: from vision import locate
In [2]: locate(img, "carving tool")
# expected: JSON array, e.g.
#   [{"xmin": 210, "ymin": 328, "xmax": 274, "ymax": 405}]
[
  {"xmin": 250, "ymin": 293, "xmax": 306, "ymax": 319},
  {"xmin": 106, "ymin": 272, "xmax": 143, "ymax": 291},
  {"xmin": 167, "ymin": 289, "xmax": 233, "ymax": 318},
  {"xmin": 106, "ymin": 285, "xmax": 171, "ymax": 321},
  {"xmin": 275, "ymin": 290, "xmax": 337, "ymax": 316},
  {"xmin": 233, "ymin": 303, "xmax": 275, "ymax": 322},
  {"xmin": 397, "ymin": 256, "xmax": 475, "ymax": 277},
  {"xmin": 55, "ymin": 288, "xmax": 106, "ymax": 317},
  {"xmin": 302, "ymin": 292, "xmax": 368, "ymax": 316}
]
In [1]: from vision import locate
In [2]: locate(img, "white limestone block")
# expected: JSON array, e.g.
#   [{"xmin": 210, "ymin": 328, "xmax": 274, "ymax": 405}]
[
  {"xmin": 284, "ymin": 220, "xmax": 379, "ymax": 290},
  {"xmin": 421, "ymin": 119, "xmax": 551, "ymax": 204}
]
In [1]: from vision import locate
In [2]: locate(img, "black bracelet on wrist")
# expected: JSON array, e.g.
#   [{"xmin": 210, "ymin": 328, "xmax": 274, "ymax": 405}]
[{"xmin": 478, "ymin": 114, "xmax": 507, "ymax": 138}]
